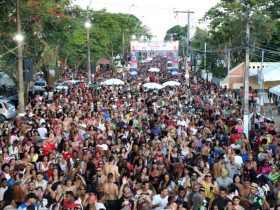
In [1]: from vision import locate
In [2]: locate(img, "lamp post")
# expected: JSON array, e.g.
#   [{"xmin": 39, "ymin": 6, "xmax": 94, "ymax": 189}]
[
  {"xmin": 85, "ymin": 20, "xmax": 91, "ymax": 84},
  {"xmin": 122, "ymin": 4, "xmax": 135, "ymax": 66},
  {"xmin": 15, "ymin": 0, "xmax": 25, "ymax": 115}
]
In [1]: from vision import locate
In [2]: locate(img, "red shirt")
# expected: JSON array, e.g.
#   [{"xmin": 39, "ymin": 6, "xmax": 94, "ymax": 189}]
[{"xmin": 230, "ymin": 133, "xmax": 240, "ymax": 144}]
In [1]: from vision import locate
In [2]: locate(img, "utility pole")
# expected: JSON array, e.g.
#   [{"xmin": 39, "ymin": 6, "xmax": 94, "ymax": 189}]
[
  {"xmin": 227, "ymin": 49, "xmax": 231, "ymax": 87},
  {"xmin": 258, "ymin": 50, "xmax": 264, "ymax": 114},
  {"xmin": 243, "ymin": 4, "xmax": 250, "ymax": 139},
  {"xmin": 16, "ymin": 0, "xmax": 25, "ymax": 115},
  {"xmin": 204, "ymin": 42, "xmax": 207, "ymax": 81},
  {"xmin": 86, "ymin": 20, "xmax": 91, "ymax": 84},
  {"xmin": 85, "ymin": 2, "xmax": 92, "ymax": 84},
  {"xmin": 170, "ymin": 33, "xmax": 174, "ymax": 42},
  {"xmin": 122, "ymin": 30, "xmax": 125, "ymax": 62},
  {"xmin": 174, "ymin": 10, "xmax": 194, "ymax": 87}
]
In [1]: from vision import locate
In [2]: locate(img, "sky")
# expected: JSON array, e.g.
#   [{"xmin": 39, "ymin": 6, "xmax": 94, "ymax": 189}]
[{"xmin": 73, "ymin": 0, "xmax": 220, "ymax": 41}]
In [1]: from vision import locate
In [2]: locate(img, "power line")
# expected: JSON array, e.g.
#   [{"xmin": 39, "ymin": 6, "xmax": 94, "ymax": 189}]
[
  {"xmin": 190, "ymin": 46, "xmax": 244, "ymax": 54},
  {"xmin": 254, "ymin": 46, "xmax": 280, "ymax": 55},
  {"xmin": 0, "ymin": 43, "xmax": 26, "ymax": 58}
]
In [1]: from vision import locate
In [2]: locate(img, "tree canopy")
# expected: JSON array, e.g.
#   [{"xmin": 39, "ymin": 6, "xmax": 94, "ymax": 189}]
[
  {"xmin": 164, "ymin": 0, "xmax": 280, "ymax": 78},
  {"xmin": 0, "ymin": 0, "xmax": 151, "ymax": 87}
]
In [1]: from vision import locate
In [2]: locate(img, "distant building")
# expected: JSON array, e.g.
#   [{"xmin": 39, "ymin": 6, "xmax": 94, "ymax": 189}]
[{"xmin": 220, "ymin": 62, "xmax": 280, "ymax": 89}]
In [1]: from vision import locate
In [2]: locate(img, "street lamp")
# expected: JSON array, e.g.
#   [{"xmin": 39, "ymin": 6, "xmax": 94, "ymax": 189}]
[
  {"xmin": 85, "ymin": 20, "xmax": 92, "ymax": 84},
  {"xmin": 85, "ymin": 21, "xmax": 91, "ymax": 29},
  {"xmin": 15, "ymin": 0, "xmax": 25, "ymax": 116},
  {"xmin": 122, "ymin": 4, "xmax": 135, "ymax": 66},
  {"xmin": 14, "ymin": 33, "xmax": 24, "ymax": 42}
]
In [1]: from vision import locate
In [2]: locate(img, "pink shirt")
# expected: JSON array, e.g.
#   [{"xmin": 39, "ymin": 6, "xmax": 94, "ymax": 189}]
[
  {"xmin": 235, "ymin": 125, "xmax": 243, "ymax": 134},
  {"xmin": 260, "ymin": 166, "xmax": 272, "ymax": 175}
]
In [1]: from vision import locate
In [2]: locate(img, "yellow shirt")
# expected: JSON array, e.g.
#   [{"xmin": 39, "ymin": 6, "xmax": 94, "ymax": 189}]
[{"xmin": 201, "ymin": 181, "xmax": 216, "ymax": 201}]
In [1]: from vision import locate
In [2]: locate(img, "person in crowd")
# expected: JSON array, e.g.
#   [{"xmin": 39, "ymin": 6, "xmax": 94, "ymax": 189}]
[
  {"xmin": 18, "ymin": 192, "xmax": 38, "ymax": 210},
  {"xmin": 0, "ymin": 56, "xmax": 278, "ymax": 210},
  {"xmin": 212, "ymin": 188, "xmax": 230, "ymax": 210},
  {"xmin": 151, "ymin": 187, "xmax": 169, "ymax": 210}
]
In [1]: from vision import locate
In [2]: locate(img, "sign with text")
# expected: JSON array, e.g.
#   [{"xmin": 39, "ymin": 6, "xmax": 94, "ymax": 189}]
[{"xmin": 131, "ymin": 41, "xmax": 179, "ymax": 51}]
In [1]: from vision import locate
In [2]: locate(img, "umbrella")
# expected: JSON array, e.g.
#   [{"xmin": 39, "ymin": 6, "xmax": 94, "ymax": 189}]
[
  {"xmin": 148, "ymin": 67, "xmax": 160, "ymax": 73},
  {"xmin": 101, "ymin": 78, "xmax": 125, "ymax": 86},
  {"xmin": 143, "ymin": 82, "xmax": 163, "ymax": 89},
  {"xmin": 162, "ymin": 81, "xmax": 181, "ymax": 87}
]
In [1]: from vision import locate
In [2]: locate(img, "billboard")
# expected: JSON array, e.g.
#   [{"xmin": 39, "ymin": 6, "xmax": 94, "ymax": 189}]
[{"xmin": 130, "ymin": 41, "xmax": 179, "ymax": 52}]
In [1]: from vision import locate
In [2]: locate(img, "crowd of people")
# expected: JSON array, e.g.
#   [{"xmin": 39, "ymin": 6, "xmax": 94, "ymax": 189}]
[{"xmin": 0, "ymin": 56, "xmax": 279, "ymax": 210}]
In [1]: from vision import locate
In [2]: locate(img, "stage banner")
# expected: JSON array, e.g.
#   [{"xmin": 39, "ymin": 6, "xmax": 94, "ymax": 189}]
[
  {"xmin": 171, "ymin": 48, "xmax": 179, "ymax": 77},
  {"xmin": 130, "ymin": 44, "xmax": 138, "ymax": 78},
  {"xmin": 131, "ymin": 41, "xmax": 179, "ymax": 51}
]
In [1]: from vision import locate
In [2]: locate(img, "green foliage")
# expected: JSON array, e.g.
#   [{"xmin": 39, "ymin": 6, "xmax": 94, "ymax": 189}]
[
  {"xmin": 164, "ymin": 25, "xmax": 188, "ymax": 56},
  {"xmin": 188, "ymin": 0, "xmax": 280, "ymax": 78},
  {"xmin": 0, "ymin": 0, "xmax": 151, "ymax": 87}
]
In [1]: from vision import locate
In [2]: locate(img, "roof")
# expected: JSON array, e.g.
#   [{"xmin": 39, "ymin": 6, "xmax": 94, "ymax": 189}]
[
  {"xmin": 97, "ymin": 58, "xmax": 110, "ymax": 65},
  {"xmin": 228, "ymin": 63, "xmax": 244, "ymax": 75}
]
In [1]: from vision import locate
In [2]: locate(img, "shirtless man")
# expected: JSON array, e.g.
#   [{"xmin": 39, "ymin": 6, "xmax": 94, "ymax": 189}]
[
  {"xmin": 103, "ymin": 156, "xmax": 120, "ymax": 183},
  {"xmin": 102, "ymin": 173, "xmax": 119, "ymax": 210}
]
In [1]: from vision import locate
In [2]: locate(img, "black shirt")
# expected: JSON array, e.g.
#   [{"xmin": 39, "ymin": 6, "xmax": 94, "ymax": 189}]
[{"xmin": 212, "ymin": 197, "xmax": 230, "ymax": 210}]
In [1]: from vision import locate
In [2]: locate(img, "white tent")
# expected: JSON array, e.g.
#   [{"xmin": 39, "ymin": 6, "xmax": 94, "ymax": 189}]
[
  {"xmin": 101, "ymin": 78, "xmax": 125, "ymax": 85},
  {"xmin": 269, "ymin": 85, "xmax": 280, "ymax": 96},
  {"xmin": 250, "ymin": 63, "xmax": 280, "ymax": 82},
  {"xmin": 162, "ymin": 81, "xmax": 181, "ymax": 87},
  {"xmin": 148, "ymin": 67, "xmax": 160, "ymax": 73},
  {"xmin": 143, "ymin": 82, "xmax": 163, "ymax": 89}
]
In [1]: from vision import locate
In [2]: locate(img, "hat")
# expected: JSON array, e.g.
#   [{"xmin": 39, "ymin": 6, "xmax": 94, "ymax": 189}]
[
  {"xmin": 199, "ymin": 187, "xmax": 206, "ymax": 192},
  {"xmin": 206, "ymin": 138, "xmax": 212, "ymax": 143},
  {"xmin": 26, "ymin": 192, "xmax": 38, "ymax": 200}
]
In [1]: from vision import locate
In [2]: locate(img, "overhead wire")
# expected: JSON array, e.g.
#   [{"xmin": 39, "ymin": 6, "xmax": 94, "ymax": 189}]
[{"xmin": 0, "ymin": 43, "xmax": 26, "ymax": 58}]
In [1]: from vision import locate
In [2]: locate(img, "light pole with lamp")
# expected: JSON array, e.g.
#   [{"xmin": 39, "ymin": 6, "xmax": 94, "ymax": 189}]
[
  {"xmin": 122, "ymin": 4, "xmax": 135, "ymax": 65},
  {"xmin": 85, "ymin": 20, "xmax": 92, "ymax": 84},
  {"xmin": 15, "ymin": 0, "xmax": 25, "ymax": 115}
]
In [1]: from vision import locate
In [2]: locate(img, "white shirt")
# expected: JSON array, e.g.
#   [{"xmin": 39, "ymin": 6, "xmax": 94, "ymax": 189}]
[
  {"xmin": 35, "ymin": 179, "xmax": 47, "ymax": 192},
  {"xmin": 0, "ymin": 186, "xmax": 8, "ymax": 201},
  {"xmin": 37, "ymin": 127, "xmax": 48, "ymax": 139},
  {"xmin": 152, "ymin": 194, "xmax": 169, "ymax": 210},
  {"xmin": 98, "ymin": 123, "xmax": 105, "ymax": 132},
  {"xmin": 234, "ymin": 155, "xmax": 243, "ymax": 167},
  {"xmin": 177, "ymin": 120, "xmax": 187, "ymax": 127},
  {"xmin": 97, "ymin": 144, "xmax": 108, "ymax": 151},
  {"xmin": 95, "ymin": 202, "xmax": 106, "ymax": 210}
]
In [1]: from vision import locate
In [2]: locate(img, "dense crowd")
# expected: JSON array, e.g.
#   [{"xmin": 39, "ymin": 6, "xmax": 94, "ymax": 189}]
[{"xmin": 0, "ymin": 57, "xmax": 279, "ymax": 210}]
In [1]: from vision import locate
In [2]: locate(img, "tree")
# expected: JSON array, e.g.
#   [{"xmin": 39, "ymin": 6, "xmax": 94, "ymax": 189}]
[
  {"xmin": 0, "ymin": 1, "xmax": 151, "ymax": 88},
  {"xmin": 189, "ymin": 0, "xmax": 280, "ymax": 77},
  {"xmin": 164, "ymin": 25, "xmax": 187, "ymax": 56}
]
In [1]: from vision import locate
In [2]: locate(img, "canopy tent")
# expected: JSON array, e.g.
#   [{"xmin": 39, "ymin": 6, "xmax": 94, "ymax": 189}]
[
  {"xmin": 250, "ymin": 63, "xmax": 280, "ymax": 82},
  {"xmin": 143, "ymin": 82, "xmax": 163, "ymax": 89},
  {"xmin": 101, "ymin": 78, "xmax": 125, "ymax": 86},
  {"xmin": 269, "ymin": 85, "xmax": 280, "ymax": 96},
  {"xmin": 148, "ymin": 67, "xmax": 160, "ymax": 73},
  {"xmin": 162, "ymin": 81, "xmax": 181, "ymax": 87}
]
